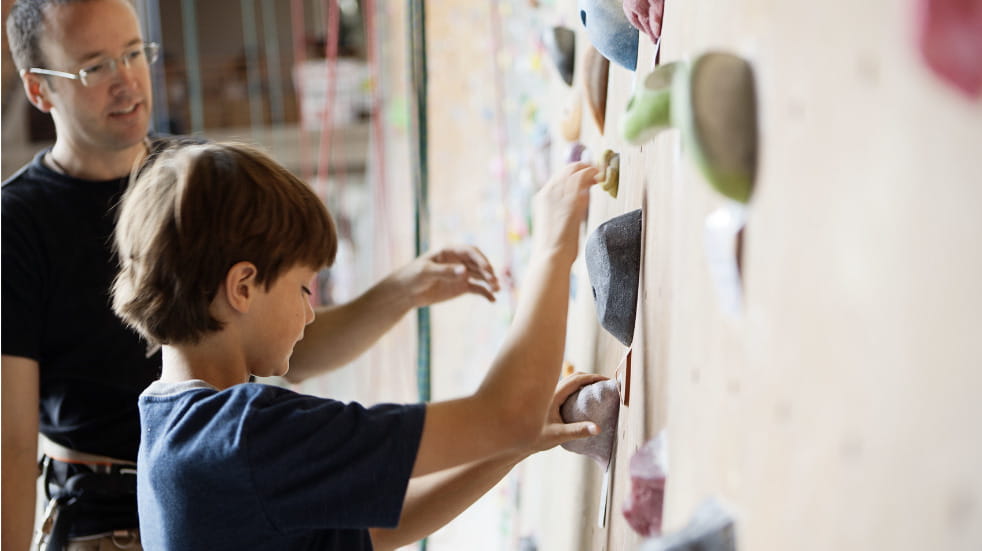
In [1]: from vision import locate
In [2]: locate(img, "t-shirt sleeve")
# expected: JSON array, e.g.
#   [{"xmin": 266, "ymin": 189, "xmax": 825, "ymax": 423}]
[
  {"xmin": 1, "ymin": 189, "xmax": 44, "ymax": 360},
  {"xmin": 242, "ymin": 387, "xmax": 426, "ymax": 533}
]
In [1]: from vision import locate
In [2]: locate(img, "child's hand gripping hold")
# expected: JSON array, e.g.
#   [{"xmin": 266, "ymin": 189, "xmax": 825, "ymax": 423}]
[{"xmin": 532, "ymin": 162, "xmax": 601, "ymax": 266}]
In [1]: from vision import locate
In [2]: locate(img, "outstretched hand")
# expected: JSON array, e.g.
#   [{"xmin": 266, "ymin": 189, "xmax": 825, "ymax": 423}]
[
  {"xmin": 392, "ymin": 246, "xmax": 501, "ymax": 308},
  {"xmin": 532, "ymin": 162, "xmax": 600, "ymax": 266},
  {"xmin": 531, "ymin": 371, "xmax": 609, "ymax": 453}
]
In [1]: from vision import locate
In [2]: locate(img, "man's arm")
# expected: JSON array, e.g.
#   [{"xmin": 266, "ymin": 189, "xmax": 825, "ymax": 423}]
[
  {"xmin": 286, "ymin": 246, "xmax": 499, "ymax": 383},
  {"xmin": 370, "ymin": 373, "xmax": 606, "ymax": 551},
  {"xmin": 2, "ymin": 355, "xmax": 40, "ymax": 551}
]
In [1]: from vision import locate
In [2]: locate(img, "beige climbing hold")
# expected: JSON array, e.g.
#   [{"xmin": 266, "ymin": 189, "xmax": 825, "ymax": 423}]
[
  {"xmin": 598, "ymin": 149, "xmax": 620, "ymax": 198},
  {"xmin": 560, "ymin": 91, "xmax": 583, "ymax": 142},
  {"xmin": 583, "ymin": 45, "xmax": 610, "ymax": 134}
]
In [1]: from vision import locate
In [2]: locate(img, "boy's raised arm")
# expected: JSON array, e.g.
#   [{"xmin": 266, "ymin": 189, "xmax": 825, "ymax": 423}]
[{"xmin": 410, "ymin": 162, "xmax": 598, "ymax": 477}]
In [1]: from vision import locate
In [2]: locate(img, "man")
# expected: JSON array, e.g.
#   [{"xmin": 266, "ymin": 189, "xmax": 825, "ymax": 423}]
[{"xmin": 2, "ymin": 1, "xmax": 499, "ymax": 548}]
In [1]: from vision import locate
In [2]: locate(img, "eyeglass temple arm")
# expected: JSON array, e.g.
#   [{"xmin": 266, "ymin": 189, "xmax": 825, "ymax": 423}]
[{"xmin": 22, "ymin": 68, "xmax": 80, "ymax": 80}]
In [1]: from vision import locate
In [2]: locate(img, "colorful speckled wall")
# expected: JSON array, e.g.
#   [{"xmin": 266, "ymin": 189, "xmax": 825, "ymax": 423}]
[{"xmin": 424, "ymin": 0, "xmax": 982, "ymax": 550}]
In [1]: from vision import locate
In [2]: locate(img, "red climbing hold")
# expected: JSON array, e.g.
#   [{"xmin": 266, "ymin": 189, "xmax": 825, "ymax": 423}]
[
  {"xmin": 623, "ymin": 431, "xmax": 668, "ymax": 537},
  {"xmin": 917, "ymin": 0, "xmax": 982, "ymax": 96}
]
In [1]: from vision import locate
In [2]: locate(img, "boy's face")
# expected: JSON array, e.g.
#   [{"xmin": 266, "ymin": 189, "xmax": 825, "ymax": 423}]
[
  {"xmin": 34, "ymin": 0, "xmax": 152, "ymax": 154},
  {"xmin": 243, "ymin": 265, "xmax": 318, "ymax": 378}
]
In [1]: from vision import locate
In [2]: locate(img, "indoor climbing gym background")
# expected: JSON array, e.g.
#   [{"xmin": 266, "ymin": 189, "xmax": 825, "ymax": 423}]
[{"xmin": 3, "ymin": 0, "xmax": 981, "ymax": 550}]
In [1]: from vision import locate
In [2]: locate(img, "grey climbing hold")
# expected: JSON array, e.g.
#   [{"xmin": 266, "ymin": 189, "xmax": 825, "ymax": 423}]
[
  {"xmin": 543, "ymin": 26, "xmax": 576, "ymax": 86},
  {"xmin": 639, "ymin": 498, "xmax": 736, "ymax": 551},
  {"xmin": 560, "ymin": 379, "xmax": 621, "ymax": 469},
  {"xmin": 585, "ymin": 209, "xmax": 643, "ymax": 346}
]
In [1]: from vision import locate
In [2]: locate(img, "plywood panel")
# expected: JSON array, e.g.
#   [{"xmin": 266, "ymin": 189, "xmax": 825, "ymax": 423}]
[
  {"xmin": 550, "ymin": 0, "xmax": 982, "ymax": 550},
  {"xmin": 422, "ymin": 0, "xmax": 982, "ymax": 549}
]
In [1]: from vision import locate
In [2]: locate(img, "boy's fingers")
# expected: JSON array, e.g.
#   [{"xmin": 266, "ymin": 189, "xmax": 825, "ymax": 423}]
[
  {"xmin": 563, "ymin": 161, "xmax": 593, "ymax": 176},
  {"xmin": 555, "ymin": 372, "xmax": 608, "ymax": 403},
  {"xmin": 547, "ymin": 421, "xmax": 600, "ymax": 445}
]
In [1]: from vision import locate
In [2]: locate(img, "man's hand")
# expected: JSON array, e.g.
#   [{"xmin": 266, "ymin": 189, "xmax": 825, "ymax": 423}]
[
  {"xmin": 391, "ymin": 246, "xmax": 500, "ymax": 308},
  {"xmin": 531, "ymin": 372, "xmax": 608, "ymax": 453}
]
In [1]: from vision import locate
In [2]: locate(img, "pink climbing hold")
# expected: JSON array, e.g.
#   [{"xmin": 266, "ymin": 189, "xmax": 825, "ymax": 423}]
[
  {"xmin": 622, "ymin": 431, "xmax": 667, "ymax": 537},
  {"xmin": 623, "ymin": 0, "xmax": 666, "ymax": 45},
  {"xmin": 916, "ymin": 0, "xmax": 982, "ymax": 96}
]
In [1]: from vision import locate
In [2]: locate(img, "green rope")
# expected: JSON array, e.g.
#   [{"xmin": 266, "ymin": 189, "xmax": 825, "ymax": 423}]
[
  {"xmin": 409, "ymin": 0, "xmax": 430, "ymax": 405},
  {"xmin": 408, "ymin": 0, "xmax": 430, "ymax": 547}
]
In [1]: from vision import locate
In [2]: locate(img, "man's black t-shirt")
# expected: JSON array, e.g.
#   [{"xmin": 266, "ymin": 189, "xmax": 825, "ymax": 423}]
[{"xmin": 2, "ymin": 148, "xmax": 161, "ymax": 462}]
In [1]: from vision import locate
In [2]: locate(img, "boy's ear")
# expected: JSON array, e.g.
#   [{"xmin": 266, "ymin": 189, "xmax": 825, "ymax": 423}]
[
  {"xmin": 223, "ymin": 261, "xmax": 259, "ymax": 313},
  {"xmin": 21, "ymin": 72, "xmax": 54, "ymax": 113}
]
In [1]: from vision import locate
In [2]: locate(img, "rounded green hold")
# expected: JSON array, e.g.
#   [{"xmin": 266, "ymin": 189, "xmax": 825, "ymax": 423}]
[
  {"xmin": 673, "ymin": 52, "xmax": 758, "ymax": 204},
  {"xmin": 620, "ymin": 62, "xmax": 678, "ymax": 145}
]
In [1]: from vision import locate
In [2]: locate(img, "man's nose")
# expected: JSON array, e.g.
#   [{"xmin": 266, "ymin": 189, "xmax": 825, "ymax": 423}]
[{"xmin": 110, "ymin": 59, "xmax": 140, "ymax": 89}]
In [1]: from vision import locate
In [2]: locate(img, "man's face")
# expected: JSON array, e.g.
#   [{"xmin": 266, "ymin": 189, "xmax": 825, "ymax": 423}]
[{"xmin": 37, "ymin": 0, "xmax": 153, "ymax": 154}]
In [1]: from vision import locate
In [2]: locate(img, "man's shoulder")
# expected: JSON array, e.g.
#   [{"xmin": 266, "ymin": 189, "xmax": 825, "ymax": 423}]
[{"xmin": 2, "ymin": 152, "xmax": 48, "ymax": 192}]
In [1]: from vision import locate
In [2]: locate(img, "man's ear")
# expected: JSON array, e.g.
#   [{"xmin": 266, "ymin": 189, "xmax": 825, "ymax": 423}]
[
  {"xmin": 22, "ymin": 72, "xmax": 54, "ymax": 113},
  {"xmin": 223, "ymin": 261, "xmax": 259, "ymax": 314}
]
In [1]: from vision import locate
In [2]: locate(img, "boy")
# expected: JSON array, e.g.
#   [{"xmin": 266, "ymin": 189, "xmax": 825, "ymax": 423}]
[{"xmin": 112, "ymin": 142, "xmax": 602, "ymax": 550}]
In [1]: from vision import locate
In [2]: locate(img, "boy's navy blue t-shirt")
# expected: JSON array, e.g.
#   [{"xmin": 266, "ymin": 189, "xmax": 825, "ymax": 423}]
[{"xmin": 138, "ymin": 380, "xmax": 426, "ymax": 550}]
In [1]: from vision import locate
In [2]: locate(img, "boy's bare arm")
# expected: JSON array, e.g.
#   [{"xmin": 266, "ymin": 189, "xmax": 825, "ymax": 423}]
[
  {"xmin": 410, "ymin": 163, "xmax": 599, "ymax": 477},
  {"xmin": 370, "ymin": 373, "xmax": 604, "ymax": 551},
  {"xmin": 2, "ymin": 355, "xmax": 40, "ymax": 551},
  {"xmin": 285, "ymin": 246, "xmax": 499, "ymax": 383}
]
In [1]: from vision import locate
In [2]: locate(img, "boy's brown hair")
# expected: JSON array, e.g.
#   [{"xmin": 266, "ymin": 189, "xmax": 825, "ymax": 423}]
[{"xmin": 112, "ymin": 141, "xmax": 337, "ymax": 345}]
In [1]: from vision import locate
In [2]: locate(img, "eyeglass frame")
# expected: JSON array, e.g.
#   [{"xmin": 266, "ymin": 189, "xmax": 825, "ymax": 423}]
[{"xmin": 21, "ymin": 42, "xmax": 160, "ymax": 87}]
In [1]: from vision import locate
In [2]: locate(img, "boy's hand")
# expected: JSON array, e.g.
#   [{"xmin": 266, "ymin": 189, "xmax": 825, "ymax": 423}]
[
  {"xmin": 393, "ymin": 246, "xmax": 500, "ymax": 308},
  {"xmin": 531, "ymin": 372, "xmax": 609, "ymax": 453},
  {"xmin": 532, "ymin": 162, "xmax": 600, "ymax": 266}
]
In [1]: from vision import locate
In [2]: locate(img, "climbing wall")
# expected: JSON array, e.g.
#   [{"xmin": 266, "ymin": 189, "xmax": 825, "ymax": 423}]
[
  {"xmin": 424, "ymin": 0, "xmax": 982, "ymax": 549},
  {"xmin": 428, "ymin": 0, "xmax": 982, "ymax": 550},
  {"xmin": 540, "ymin": 0, "xmax": 982, "ymax": 550}
]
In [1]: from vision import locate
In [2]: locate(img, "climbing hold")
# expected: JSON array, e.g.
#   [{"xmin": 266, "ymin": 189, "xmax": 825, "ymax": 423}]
[
  {"xmin": 585, "ymin": 208, "xmax": 642, "ymax": 346},
  {"xmin": 567, "ymin": 142, "xmax": 587, "ymax": 163},
  {"xmin": 621, "ymin": 62, "xmax": 678, "ymax": 144},
  {"xmin": 543, "ymin": 26, "xmax": 576, "ymax": 86},
  {"xmin": 561, "ymin": 91, "xmax": 583, "ymax": 142},
  {"xmin": 560, "ymin": 379, "xmax": 621, "ymax": 469},
  {"xmin": 675, "ymin": 52, "xmax": 758, "ymax": 203},
  {"xmin": 583, "ymin": 45, "xmax": 610, "ymax": 133},
  {"xmin": 622, "ymin": 52, "xmax": 758, "ymax": 203},
  {"xmin": 638, "ymin": 498, "xmax": 736, "ymax": 551},
  {"xmin": 623, "ymin": 431, "xmax": 668, "ymax": 537},
  {"xmin": 916, "ymin": 0, "xmax": 982, "ymax": 97},
  {"xmin": 578, "ymin": 0, "xmax": 639, "ymax": 71},
  {"xmin": 623, "ymin": 0, "xmax": 666, "ymax": 46},
  {"xmin": 598, "ymin": 149, "xmax": 620, "ymax": 198}
]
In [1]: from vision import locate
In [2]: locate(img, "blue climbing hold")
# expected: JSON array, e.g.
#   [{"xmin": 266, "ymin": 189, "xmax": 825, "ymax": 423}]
[{"xmin": 578, "ymin": 0, "xmax": 639, "ymax": 71}]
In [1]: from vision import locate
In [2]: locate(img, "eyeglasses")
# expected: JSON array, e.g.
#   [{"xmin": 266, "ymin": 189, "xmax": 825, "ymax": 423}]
[{"xmin": 23, "ymin": 42, "xmax": 160, "ymax": 87}]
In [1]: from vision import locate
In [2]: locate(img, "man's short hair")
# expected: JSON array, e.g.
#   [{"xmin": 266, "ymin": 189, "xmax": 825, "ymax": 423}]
[
  {"xmin": 6, "ymin": 0, "xmax": 90, "ymax": 70},
  {"xmin": 113, "ymin": 142, "xmax": 338, "ymax": 345}
]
